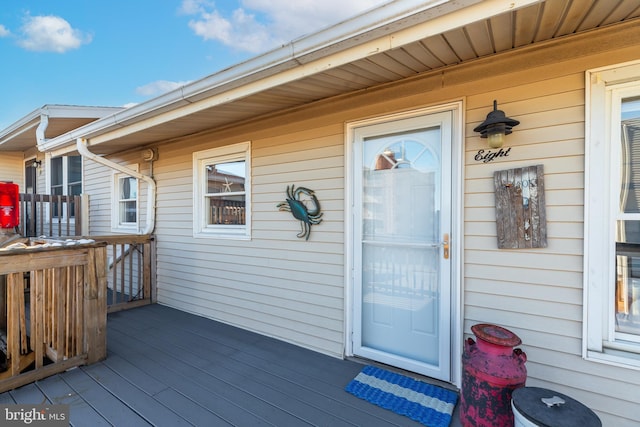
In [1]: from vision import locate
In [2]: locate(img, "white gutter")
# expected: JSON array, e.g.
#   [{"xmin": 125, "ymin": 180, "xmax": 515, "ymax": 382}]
[{"xmin": 76, "ymin": 138, "xmax": 156, "ymax": 235}]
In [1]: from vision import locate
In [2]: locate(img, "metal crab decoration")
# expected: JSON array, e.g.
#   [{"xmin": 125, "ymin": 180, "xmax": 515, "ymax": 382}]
[{"xmin": 277, "ymin": 185, "xmax": 323, "ymax": 240}]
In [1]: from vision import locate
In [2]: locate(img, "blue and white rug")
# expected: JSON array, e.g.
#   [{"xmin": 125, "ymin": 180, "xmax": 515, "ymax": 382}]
[{"xmin": 345, "ymin": 365, "xmax": 458, "ymax": 427}]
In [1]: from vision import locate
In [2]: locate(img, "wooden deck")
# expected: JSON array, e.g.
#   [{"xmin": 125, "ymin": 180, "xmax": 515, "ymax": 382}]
[{"xmin": 0, "ymin": 304, "xmax": 461, "ymax": 426}]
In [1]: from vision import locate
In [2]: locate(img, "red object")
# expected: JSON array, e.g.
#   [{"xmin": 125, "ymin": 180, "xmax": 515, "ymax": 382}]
[
  {"xmin": 460, "ymin": 323, "xmax": 527, "ymax": 427},
  {"xmin": 0, "ymin": 182, "xmax": 19, "ymax": 229}
]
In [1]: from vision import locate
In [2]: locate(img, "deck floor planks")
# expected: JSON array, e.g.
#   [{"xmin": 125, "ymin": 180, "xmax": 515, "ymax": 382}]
[
  {"xmin": 111, "ymin": 304, "xmax": 427, "ymax": 426},
  {"xmin": 141, "ymin": 307, "xmax": 414, "ymax": 424},
  {"xmin": 106, "ymin": 330, "xmax": 277, "ymax": 426},
  {"xmin": 108, "ymin": 325, "xmax": 316, "ymax": 427},
  {"xmin": 109, "ymin": 311, "xmax": 358, "ymax": 424},
  {"xmin": 0, "ymin": 304, "xmax": 453, "ymax": 426},
  {"xmin": 34, "ymin": 374, "xmax": 111, "ymax": 427},
  {"xmin": 60, "ymin": 365, "xmax": 152, "ymax": 426},
  {"xmin": 0, "ymin": 391, "xmax": 15, "ymax": 405},
  {"xmin": 115, "ymin": 305, "xmax": 413, "ymax": 426},
  {"xmin": 152, "ymin": 387, "xmax": 234, "ymax": 427},
  {"xmin": 9, "ymin": 382, "xmax": 50, "ymax": 404},
  {"xmin": 123, "ymin": 305, "xmax": 363, "ymax": 386},
  {"xmin": 82, "ymin": 363, "xmax": 192, "ymax": 427},
  {"xmin": 101, "ymin": 353, "xmax": 169, "ymax": 396}
]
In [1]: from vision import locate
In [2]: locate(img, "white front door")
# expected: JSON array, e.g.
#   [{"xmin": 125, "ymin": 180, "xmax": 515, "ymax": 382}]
[{"xmin": 350, "ymin": 109, "xmax": 453, "ymax": 381}]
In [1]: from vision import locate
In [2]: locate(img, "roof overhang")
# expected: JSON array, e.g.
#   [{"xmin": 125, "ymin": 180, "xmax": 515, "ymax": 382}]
[
  {"xmin": 7, "ymin": 0, "xmax": 638, "ymax": 157},
  {"xmin": 37, "ymin": 0, "xmax": 543, "ymax": 155},
  {"xmin": 0, "ymin": 105, "xmax": 123, "ymax": 152}
]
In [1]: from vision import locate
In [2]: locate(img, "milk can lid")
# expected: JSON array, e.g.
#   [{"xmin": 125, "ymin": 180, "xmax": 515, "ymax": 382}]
[
  {"xmin": 471, "ymin": 323, "xmax": 521, "ymax": 347},
  {"xmin": 512, "ymin": 387, "xmax": 602, "ymax": 427}
]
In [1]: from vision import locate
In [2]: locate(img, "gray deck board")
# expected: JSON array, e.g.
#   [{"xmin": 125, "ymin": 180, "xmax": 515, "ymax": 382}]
[
  {"xmin": 61, "ymin": 367, "xmax": 152, "ymax": 426},
  {"xmin": 0, "ymin": 391, "xmax": 15, "ymax": 404},
  {"xmin": 106, "ymin": 330, "xmax": 281, "ymax": 426},
  {"xmin": 35, "ymin": 374, "xmax": 111, "ymax": 427},
  {"xmin": 110, "ymin": 306, "xmax": 412, "ymax": 426},
  {"xmin": 82, "ymin": 363, "xmax": 191, "ymax": 427},
  {"xmin": 153, "ymin": 387, "xmax": 233, "ymax": 427},
  {"xmin": 109, "ymin": 311, "xmax": 372, "ymax": 426},
  {"xmin": 9, "ymin": 382, "xmax": 50, "ymax": 404},
  {"xmin": 0, "ymin": 304, "xmax": 461, "ymax": 426}
]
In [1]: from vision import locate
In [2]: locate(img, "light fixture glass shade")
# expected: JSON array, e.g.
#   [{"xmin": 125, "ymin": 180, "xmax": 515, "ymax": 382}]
[
  {"xmin": 487, "ymin": 123, "xmax": 506, "ymax": 148},
  {"xmin": 487, "ymin": 132, "xmax": 504, "ymax": 148}
]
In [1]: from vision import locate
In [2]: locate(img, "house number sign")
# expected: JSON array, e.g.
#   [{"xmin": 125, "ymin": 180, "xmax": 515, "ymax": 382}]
[
  {"xmin": 494, "ymin": 165, "xmax": 547, "ymax": 249},
  {"xmin": 475, "ymin": 147, "xmax": 511, "ymax": 163}
]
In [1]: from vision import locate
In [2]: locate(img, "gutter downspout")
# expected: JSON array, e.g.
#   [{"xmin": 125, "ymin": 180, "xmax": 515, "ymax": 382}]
[
  {"xmin": 76, "ymin": 138, "xmax": 156, "ymax": 235},
  {"xmin": 35, "ymin": 112, "xmax": 49, "ymax": 144}
]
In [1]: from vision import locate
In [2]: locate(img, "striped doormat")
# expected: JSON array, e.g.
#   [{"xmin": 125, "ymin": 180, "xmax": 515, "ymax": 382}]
[{"xmin": 345, "ymin": 365, "xmax": 458, "ymax": 427}]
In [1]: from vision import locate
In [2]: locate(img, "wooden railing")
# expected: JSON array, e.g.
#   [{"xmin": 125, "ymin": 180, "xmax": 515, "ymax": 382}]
[
  {"xmin": 0, "ymin": 243, "xmax": 107, "ymax": 392},
  {"xmin": 91, "ymin": 235, "xmax": 155, "ymax": 313},
  {"xmin": 18, "ymin": 193, "xmax": 83, "ymax": 238}
]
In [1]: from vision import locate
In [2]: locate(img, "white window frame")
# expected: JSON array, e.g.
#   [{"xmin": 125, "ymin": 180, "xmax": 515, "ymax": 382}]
[
  {"xmin": 111, "ymin": 165, "xmax": 139, "ymax": 232},
  {"xmin": 192, "ymin": 141, "xmax": 251, "ymax": 239},
  {"xmin": 47, "ymin": 154, "xmax": 82, "ymax": 219},
  {"xmin": 585, "ymin": 60, "xmax": 640, "ymax": 369}
]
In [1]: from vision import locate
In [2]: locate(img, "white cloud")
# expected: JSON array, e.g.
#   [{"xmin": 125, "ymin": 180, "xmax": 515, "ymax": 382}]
[
  {"xmin": 17, "ymin": 15, "xmax": 91, "ymax": 53},
  {"xmin": 136, "ymin": 80, "xmax": 192, "ymax": 97},
  {"xmin": 180, "ymin": 0, "xmax": 389, "ymax": 53},
  {"xmin": 178, "ymin": 0, "xmax": 215, "ymax": 15},
  {"xmin": 0, "ymin": 25, "xmax": 10, "ymax": 38}
]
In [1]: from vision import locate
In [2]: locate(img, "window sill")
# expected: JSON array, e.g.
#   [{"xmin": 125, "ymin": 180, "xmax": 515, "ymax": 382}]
[
  {"xmin": 111, "ymin": 226, "xmax": 139, "ymax": 233},
  {"xmin": 193, "ymin": 230, "xmax": 251, "ymax": 240},
  {"xmin": 586, "ymin": 345, "xmax": 640, "ymax": 371}
]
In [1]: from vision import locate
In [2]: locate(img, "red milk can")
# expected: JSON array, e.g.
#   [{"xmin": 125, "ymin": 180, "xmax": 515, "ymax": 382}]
[{"xmin": 460, "ymin": 323, "xmax": 527, "ymax": 427}]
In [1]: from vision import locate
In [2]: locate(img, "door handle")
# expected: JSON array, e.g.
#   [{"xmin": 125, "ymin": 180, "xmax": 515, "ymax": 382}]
[{"xmin": 443, "ymin": 233, "xmax": 449, "ymax": 260}]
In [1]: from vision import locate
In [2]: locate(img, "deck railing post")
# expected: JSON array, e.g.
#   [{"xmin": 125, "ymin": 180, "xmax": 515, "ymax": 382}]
[{"xmin": 84, "ymin": 246, "xmax": 107, "ymax": 365}]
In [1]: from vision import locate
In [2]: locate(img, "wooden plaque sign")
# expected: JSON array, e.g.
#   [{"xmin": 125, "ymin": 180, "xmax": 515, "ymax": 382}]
[{"xmin": 494, "ymin": 165, "xmax": 547, "ymax": 249}]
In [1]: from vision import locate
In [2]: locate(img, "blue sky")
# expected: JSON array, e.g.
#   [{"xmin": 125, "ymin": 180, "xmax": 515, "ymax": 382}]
[{"xmin": 0, "ymin": 0, "xmax": 389, "ymax": 130}]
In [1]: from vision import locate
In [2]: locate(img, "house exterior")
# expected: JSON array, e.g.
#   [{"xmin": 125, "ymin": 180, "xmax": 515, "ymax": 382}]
[
  {"xmin": 3, "ymin": 0, "xmax": 640, "ymax": 424},
  {"xmin": 0, "ymin": 105, "xmax": 122, "ymax": 189},
  {"xmin": 0, "ymin": 105, "xmax": 122, "ymax": 236}
]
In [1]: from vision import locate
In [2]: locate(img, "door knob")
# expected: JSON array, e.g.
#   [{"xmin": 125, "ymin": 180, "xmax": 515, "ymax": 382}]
[{"xmin": 443, "ymin": 233, "xmax": 449, "ymax": 260}]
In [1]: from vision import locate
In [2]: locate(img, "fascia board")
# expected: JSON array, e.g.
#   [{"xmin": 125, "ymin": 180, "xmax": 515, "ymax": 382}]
[
  {"xmin": 0, "ymin": 108, "xmax": 41, "ymax": 145},
  {"xmin": 40, "ymin": 105, "xmax": 123, "ymax": 119}
]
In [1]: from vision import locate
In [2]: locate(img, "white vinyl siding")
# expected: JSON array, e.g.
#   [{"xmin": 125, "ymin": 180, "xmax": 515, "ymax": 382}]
[
  {"xmin": 84, "ymin": 155, "xmax": 149, "ymax": 236},
  {"xmin": 461, "ymin": 50, "xmax": 639, "ymax": 425},
  {"xmin": 78, "ymin": 25, "xmax": 640, "ymax": 427},
  {"xmin": 154, "ymin": 126, "xmax": 345, "ymax": 356},
  {"xmin": 0, "ymin": 153, "xmax": 23, "ymax": 188}
]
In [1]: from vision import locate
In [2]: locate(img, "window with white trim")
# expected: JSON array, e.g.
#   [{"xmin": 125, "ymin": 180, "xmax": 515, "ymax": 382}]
[
  {"xmin": 50, "ymin": 155, "xmax": 81, "ymax": 218},
  {"xmin": 112, "ymin": 171, "xmax": 138, "ymax": 231},
  {"xmin": 586, "ymin": 61, "xmax": 640, "ymax": 367},
  {"xmin": 193, "ymin": 142, "xmax": 251, "ymax": 239}
]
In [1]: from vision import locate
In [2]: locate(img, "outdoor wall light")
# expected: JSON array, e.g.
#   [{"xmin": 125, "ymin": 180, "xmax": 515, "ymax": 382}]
[
  {"xmin": 32, "ymin": 160, "xmax": 42, "ymax": 169},
  {"xmin": 473, "ymin": 100, "xmax": 520, "ymax": 149}
]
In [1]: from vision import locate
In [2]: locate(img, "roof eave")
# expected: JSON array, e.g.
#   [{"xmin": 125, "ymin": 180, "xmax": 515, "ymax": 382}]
[
  {"xmin": 0, "ymin": 105, "xmax": 124, "ymax": 151},
  {"xmin": 39, "ymin": 0, "xmax": 543, "ymax": 153}
]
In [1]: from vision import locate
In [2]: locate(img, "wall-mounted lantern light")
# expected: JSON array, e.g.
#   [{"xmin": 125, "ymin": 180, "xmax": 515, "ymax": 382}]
[
  {"xmin": 31, "ymin": 160, "xmax": 42, "ymax": 169},
  {"xmin": 473, "ymin": 100, "xmax": 520, "ymax": 149}
]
